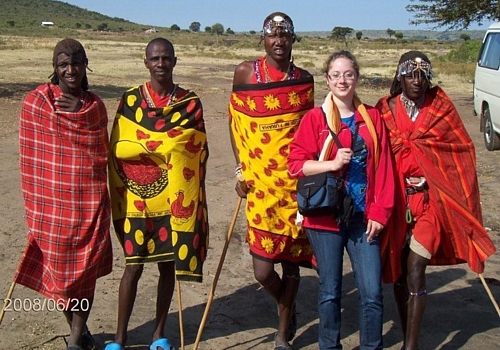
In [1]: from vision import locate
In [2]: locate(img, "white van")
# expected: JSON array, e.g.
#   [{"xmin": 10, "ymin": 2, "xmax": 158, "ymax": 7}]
[{"xmin": 474, "ymin": 22, "xmax": 500, "ymax": 151}]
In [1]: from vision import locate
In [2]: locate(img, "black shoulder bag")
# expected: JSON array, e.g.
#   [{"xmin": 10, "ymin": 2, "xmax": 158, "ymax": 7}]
[{"xmin": 296, "ymin": 124, "xmax": 358, "ymax": 226}]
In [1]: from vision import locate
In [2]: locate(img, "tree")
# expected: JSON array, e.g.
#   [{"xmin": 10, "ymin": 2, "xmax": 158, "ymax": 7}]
[
  {"xmin": 386, "ymin": 28, "xmax": 396, "ymax": 38},
  {"xmin": 97, "ymin": 22, "xmax": 108, "ymax": 31},
  {"xmin": 330, "ymin": 26, "xmax": 353, "ymax": 47},
  {"xmin": 356, "ymin": 31, "xmax": 363, "ymax": 41},
  {"xmin": 395, "ymin": 32, "xmax": 404, "ymax": 41},
  {"xmin": 226, "ymin": 27, "xmax": 235, "ymax": 34},
  {"xmin": 211, "ymin": 23, "xmax": 224, "ymax": 36},
  {"xmin": 249, "ymin": 30, "xmax": 256, "ymax": 35},
  {"xmin": 84, "ymin": 23, "xmax": 92, "ymax": 29},
  {"xmin": 170, "ymin": 24, "xmax": 180, "ymax": 31},
  {"xmin": 406, "ymin": 0, "xmax": 500, "ymax": 29},
  {"xmin": 460, "ymin": 33, "xmax": 471, "ymax": 41},
  {"xmin": 7, "ymin": 20, "xmax": 15, "ymax": 27},
  {"xmin": 75, "ymin": 22, "xmax": 82, "ymax": 29},
  {"xmin": 204, "ymin": 26, "xmax": 212, "ymax": 33},
  {"xmin": 189, "ymin": 21, "xmax": 201, "ymax": 32}
]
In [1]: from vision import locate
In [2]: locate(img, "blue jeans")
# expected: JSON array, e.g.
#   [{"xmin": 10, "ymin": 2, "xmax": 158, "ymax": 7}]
[{"xmin": 306, "ymin": 216, "xmax": 383, "ymax": 350}]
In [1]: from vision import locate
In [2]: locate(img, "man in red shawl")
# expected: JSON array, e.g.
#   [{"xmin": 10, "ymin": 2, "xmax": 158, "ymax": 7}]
[
  {"xmin": 376, "ymin": 51, "xmax": 496, "ymax": 350},
  {"xmin": 16, "ymin": 38, "xmax": 112, "ymax": 350}
]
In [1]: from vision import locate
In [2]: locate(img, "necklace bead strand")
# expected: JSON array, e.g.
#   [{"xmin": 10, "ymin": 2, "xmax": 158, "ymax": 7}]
[
  {"xmin": 144, "ymin": 83, "xmax": 178, "ymax": 108},
  {"xmin": 263, "ymin": 59, "xmax": 295, "ymax": 83}
]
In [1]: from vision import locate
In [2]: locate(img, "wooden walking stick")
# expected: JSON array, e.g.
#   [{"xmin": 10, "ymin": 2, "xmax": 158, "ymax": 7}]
[
  {"xmin": 0, "ymin": 280, "xmax": 16, "ymax": 326},
  {"xmin": 176, "ymin": 280, "xmax": 185, "ymax": 350},
  {"xmin": 193, "ymin": 197, "xmax": 242, "ymax": 350},
  {"xmin": 478, "ymin": 273, "xmax": 500, "ymax": 319}
]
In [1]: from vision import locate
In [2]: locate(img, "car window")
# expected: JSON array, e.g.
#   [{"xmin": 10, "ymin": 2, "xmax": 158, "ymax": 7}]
[{"xmin": 478, "ymin": 32, "xmax": 500, "ymax": 70}]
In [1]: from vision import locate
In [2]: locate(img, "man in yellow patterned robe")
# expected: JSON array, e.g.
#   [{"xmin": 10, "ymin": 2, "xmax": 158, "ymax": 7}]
[
  {"xmin": 228, "ymin": 12, "xmax": 314, "ymax": 349},
  {"xmin": 106, "ymin": 38, "xmax": 208, "ymax": 350}
]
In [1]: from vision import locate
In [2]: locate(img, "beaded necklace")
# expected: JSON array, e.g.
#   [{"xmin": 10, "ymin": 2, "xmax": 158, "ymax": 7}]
[
  {"xmin": 79, "ymin": 90, "xmax": 86, "ymax": 104},
  {"xmin": 143, "ymin": 82, "xmax": 178, "ymax": 108},
  {"xmin": 400, "ymin": 93, "xmax": 425, "ymax": 122},
  {"xmin": 254, "ymin": 58, "xmax": 296, "ymax": 83}
]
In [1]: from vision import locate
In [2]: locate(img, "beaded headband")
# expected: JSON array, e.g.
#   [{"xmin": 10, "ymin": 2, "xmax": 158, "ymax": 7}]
[
  {"xmin": 397, "ymin": 57, "xmax": 433, "ymax": 81},
  {"xmin": 262, "ymin": 15, "xmax": 295, "ymax": 36}
]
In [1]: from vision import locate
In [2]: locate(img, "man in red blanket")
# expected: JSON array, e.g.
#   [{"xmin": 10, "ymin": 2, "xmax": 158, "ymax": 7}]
[
  {"xmin": 15, "ymin": 38, "xmax": 112, "ymax": 350},
  {"xmin": 376, "ymin": 51, "xmax": 496, "ymax": 350}
]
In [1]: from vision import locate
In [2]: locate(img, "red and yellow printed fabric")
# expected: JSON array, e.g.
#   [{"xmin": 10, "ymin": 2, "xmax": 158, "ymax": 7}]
[
  {"xmin": 109, "ymin": 85, "xmax": 209, "ymax": 282},
  {"xmin": 229, "ymin": 78, "xmax": 314, "ymax": 240}
]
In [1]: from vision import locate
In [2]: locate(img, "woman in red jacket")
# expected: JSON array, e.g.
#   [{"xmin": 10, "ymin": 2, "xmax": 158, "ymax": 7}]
[{"xmin": 288, "ymin": 50, "xmax": 394, "ymax": 349}]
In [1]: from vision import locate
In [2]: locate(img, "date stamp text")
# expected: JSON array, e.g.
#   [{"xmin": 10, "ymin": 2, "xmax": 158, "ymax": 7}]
[{"xmin": 1, "ymin": 298, "xmax": 90, "ymax": 312}]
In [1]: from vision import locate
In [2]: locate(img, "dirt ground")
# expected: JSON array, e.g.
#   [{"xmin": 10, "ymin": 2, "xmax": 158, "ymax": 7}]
[{"xmin": 0, "ymin": 49, "xmax": 499, "ymax": 350}]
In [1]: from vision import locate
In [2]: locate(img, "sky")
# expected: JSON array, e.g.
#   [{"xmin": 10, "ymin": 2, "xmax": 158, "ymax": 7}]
[{"xmin": 60, "ymin": 0, "xmax": 494, "ymax": 32}]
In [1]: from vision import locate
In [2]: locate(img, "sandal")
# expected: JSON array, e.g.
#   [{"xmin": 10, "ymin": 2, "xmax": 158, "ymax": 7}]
[
  {"xmin": 104, "ymin": 342, "xmax": 125, "ymax": 350},
  {"xmin": 273, "ymin": 332, "xmax": 292, "ymax": 350},
  {"xmin": 150, "ymin": 337, "xmax": 175, "ymax": 350},
  {"xmin": 81, "ymin": 330, "xmax": 96, "ymax": 350},
  {"xmin": 274, "ymin": 345, "xmax": 292, "ymax": 350}
]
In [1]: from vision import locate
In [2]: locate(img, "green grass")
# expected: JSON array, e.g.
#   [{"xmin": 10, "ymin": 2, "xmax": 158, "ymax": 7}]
[{"xmin": 0, "ymin": 0, "xmax": 152, "ymax": 34}]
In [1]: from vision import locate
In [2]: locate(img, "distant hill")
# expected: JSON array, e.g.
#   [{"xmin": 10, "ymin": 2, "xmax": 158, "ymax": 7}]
[
  {"xmin": 0, "ymin": 0, "xmax": 157, "ymax": 34},
  {"xmin": 298, "ymin": 29, "xmax": 488, "ymax": 41}
]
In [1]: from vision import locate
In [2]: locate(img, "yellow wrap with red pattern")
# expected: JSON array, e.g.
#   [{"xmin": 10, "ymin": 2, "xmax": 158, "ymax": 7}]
[
  {"xmin": 229, "ymin": 78, "xmax": 314, "ymax": 239},
  {"xmin": 109, "ymin": 85, "xmax": 209, "ymax": 282}
]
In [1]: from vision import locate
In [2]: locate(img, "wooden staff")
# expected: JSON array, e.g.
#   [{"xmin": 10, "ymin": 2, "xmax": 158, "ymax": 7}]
[
  {"xmin": 0, "ymin": 280, "xmax": 16, "ymax": 326},
  {"xmin": 479, "ymin": 273, "xmax": 500, "ymax": 319},
  {"xmin": 193, "ymin": 197, "xmax": 242, "ymax": 349},
  {"xmin": 176, "ymin": 280, "xmax": 185, "ymax": 350}
]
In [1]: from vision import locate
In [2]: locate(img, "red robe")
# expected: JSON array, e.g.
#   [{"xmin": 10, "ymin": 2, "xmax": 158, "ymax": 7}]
[
  {"xmin": 16, "ymin": 84, "xmax": 112, "ymax": 302},
  {"xmin": 376, "ymin": 86, "xmax": 496, "ymax": 283}
]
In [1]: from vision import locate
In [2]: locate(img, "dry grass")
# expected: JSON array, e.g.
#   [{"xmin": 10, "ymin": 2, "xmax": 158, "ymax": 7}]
[{"xmin": 0, "ymin": 35, "xmax": 475, "ymax": 100}]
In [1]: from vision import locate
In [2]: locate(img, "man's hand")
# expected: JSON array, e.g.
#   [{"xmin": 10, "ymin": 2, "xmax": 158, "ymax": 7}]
[
  {"xmin": 235, "ymin": 180, "xmax": 249, "ymax": 198},
  {"xmin": 55, "ymin": 93, "xmax": 82, "ymax": 112}
]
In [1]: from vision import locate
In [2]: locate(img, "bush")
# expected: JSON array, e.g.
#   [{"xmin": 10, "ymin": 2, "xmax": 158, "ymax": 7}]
[{"xmin": 444, "ymin": 40, "xmax": 481, "ymax": 63}]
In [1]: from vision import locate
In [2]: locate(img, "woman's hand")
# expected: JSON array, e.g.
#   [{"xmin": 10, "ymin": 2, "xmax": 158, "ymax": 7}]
[
  {"xmin": 332, "ymin": 147, "xmax": 353, "ymax": 171},
  {"xmin": 235, "ymin": 180, "xmax": 249, "ymax": 198},
  {"xmin": 366, "ymin": 219, "xmax": 384, "ymax": 242},
  {"xmin": 55, "ymin": 93, "xmax": 82, "ymax": 112}
]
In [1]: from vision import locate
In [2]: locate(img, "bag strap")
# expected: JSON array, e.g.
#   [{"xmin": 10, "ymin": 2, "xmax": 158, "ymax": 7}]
[
  {"xmin": 321, "ymin": 108, "xmax": 359, "ymax": 151},
  {"xmin": 321, "ymin": 108, "xmax": 359, "ymax": 179},
  {"xmin": 330, "ymin": 123, "xmax": 359, "ymax": 151}
]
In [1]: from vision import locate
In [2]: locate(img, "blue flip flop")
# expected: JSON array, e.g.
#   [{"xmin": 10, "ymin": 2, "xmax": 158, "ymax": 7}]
[
  {"xmin": 104, "ymin": 342, "xmax": 124, "ymax": 350},
  {"xmin": 150, "ymin": 338, "xmax": 174, "ymax": 350}
]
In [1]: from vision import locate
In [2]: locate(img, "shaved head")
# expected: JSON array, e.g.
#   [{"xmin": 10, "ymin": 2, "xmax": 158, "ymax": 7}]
[{"xmin": 145, "ymin": 37, "xmax": 175, "ymax": 58}]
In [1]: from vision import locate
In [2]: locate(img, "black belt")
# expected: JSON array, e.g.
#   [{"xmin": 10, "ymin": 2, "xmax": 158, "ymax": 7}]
[
  {"xmin": 405, "ymin": 186, "xmax": 426, "ymax": 195},
  {"xmin": 405, "ymin": 184, "xmax": 429, "ymax": 206}
]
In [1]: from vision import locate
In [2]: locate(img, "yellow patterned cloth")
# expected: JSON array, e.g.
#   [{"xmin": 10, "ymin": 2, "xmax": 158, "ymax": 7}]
[
  {"xmin": 230, "ymin": 77, "xmax": 314, "ymax": 263},
  {"xmin": 109, "ymin": 85, "xmax": 209, "ymax": 282}
]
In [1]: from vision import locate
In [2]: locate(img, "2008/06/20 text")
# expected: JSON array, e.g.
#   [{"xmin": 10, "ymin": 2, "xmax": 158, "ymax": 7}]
[{"xmin": 1, "ymin": 298, "xmax": 90, "ymax": 312}]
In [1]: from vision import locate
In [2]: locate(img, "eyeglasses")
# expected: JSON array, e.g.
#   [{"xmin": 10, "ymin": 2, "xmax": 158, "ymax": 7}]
[{"xmin": 327, "ymin": 71, "xmax": 356, "ymax": 81}]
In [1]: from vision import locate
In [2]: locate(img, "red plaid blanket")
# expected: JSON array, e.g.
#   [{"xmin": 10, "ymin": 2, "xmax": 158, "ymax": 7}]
[
  {"xmin": 15, "ymin": 84, "xmax": 112, "ymax": 302},
  {"xmin": 376, "ymin": 86, "xmax": 496, "ymax": 283}
]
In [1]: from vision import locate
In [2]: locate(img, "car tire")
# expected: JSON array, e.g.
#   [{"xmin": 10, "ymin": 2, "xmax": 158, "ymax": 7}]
[{"xmin": 483, "ymin": 107, "xmax": 500, "ymax": 151}]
